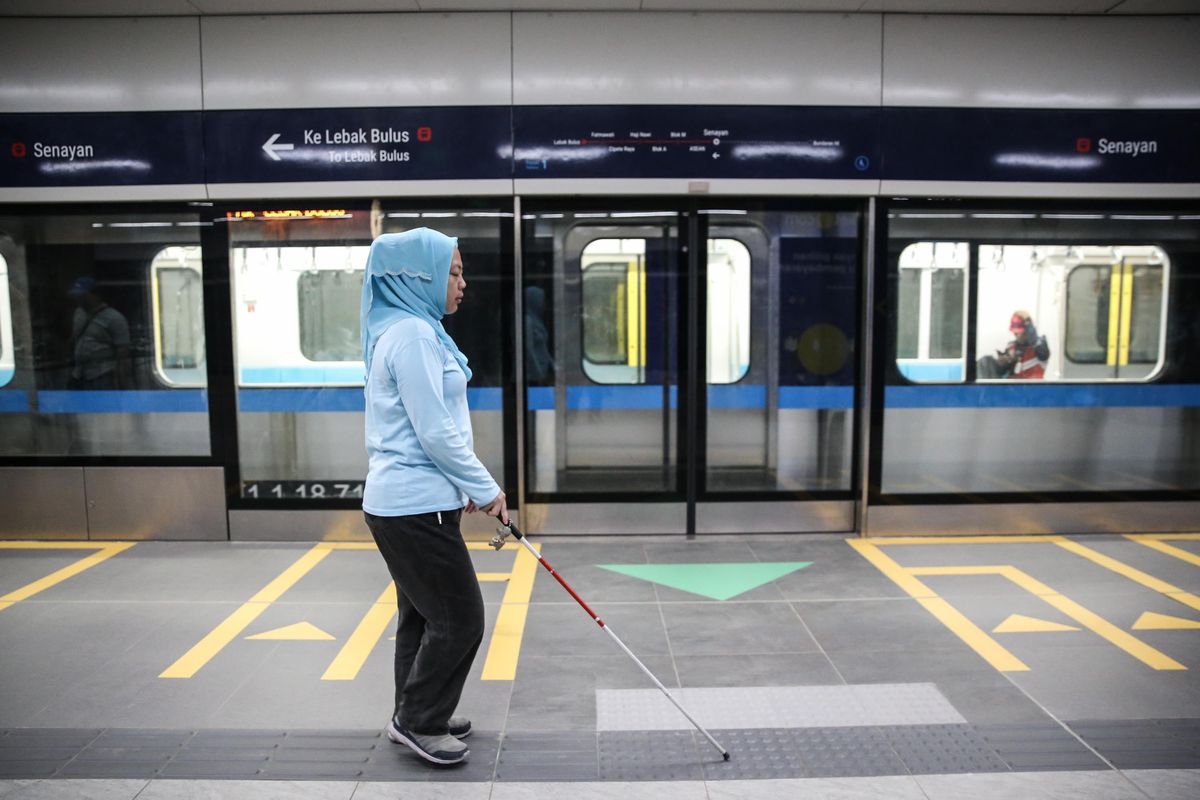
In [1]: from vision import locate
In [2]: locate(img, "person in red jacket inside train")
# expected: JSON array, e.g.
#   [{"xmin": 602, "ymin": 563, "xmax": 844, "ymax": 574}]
[{"xmin": 977, "ymin": 310, "xmax": 1050, "ymax": 379}]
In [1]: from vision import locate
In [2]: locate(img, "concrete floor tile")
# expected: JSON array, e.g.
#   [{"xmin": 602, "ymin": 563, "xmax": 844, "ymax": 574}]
[
  {"xmin": 0, "ymin": 552, "xmax": 93, "ymax": 598},
  {"xmin": 793, "ymin": 599, "xmax": 967, "ymax": 654},
  {"xmin": 491, "ymin": 782, "xmax": 708, "ymax": 800},
  {"xmin": 706, "ymin": 776, "xmax": 928, "ymax": 800},
  {"xmin": 527, "ymin": 563, "xmax": 658, "ymax": 604},
  {"xmin": 661, "ymin": 602, "xmax": 820, "ymax": 655},
  {"xmin": 0, "ymin": 780, "xmax": 148, "ymax": 800},
  {"xmin": 136, "ymin": 780, "xmax": 356, "ymax": 799},
  {"xmin": 673, "ymin": 653, "xmax": 843, "ymax": 688},
  {"xmin": 520, "ymin": 603, "xmax": 670, "ymax": 657},
  {"xmin": 1123, "ymin": 769, "xmax": 1200, "ymax": 800},
  {"xmin": 915, "ymin": 770, "xmax": 1144, "ymax": 800},
  {"xmin": 506, "ymin": 654, "xmax": 676, "ymax": 732},
  {"xmin": 642, "ymin": 542, "xmax": 758, "ymax": 564},
  {"xmin": 30, "ymin": 543, "xmax": 314, "ymax": 604},
  {"xmin": 1007, "ymin": 646, "xmax": 1200, "ymax": 720},
  {"xmin": 351, "ymin": 783, "xmax": 492, "ymax": 800}
]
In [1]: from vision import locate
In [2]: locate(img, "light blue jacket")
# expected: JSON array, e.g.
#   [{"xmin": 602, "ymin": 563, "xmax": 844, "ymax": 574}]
[{"xmin": 362, "ymin": 317, "xmax": 500, "ymax": 516}]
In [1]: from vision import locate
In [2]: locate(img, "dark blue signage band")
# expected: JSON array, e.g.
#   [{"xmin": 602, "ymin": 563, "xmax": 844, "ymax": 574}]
[
  {"xmin": 203, "ymin": 106, "xmax": 512, "ymax": 183},
  {"xmin": 514, "ymin": 105, "xmax": 880, "ymax": 180},
  {"xmin": 0, "ymin": 111, "xmax": 203, "ymax": 187},
  {"xmin": 3, "ymin": 106, "xmax": 1198, "ymax": 187},
  {"xmin": 882, "ymin": 107, "xmax": 1200, "ymax": 184}
]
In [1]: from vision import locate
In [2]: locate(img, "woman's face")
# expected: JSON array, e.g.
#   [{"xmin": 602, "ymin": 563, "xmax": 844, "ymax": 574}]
[{"xmin": 445, "ymin": 248, "xmax": 466, "ymax": 315}]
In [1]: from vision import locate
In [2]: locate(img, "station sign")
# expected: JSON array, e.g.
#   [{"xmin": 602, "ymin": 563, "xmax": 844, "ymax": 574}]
[
  {"xmin": 4, "ymin": 106, "xmax": 1198, "ymax": 189},
  {"xmin": 514, "ymin": 105, "xmax": 880, "ymax": 180},
  {"xmin": 882, "ymin": 108, "xmax": 1200, "ymax": 183},
  {"xmin": 0, "ymin": 111, "xmax": 203, "ymax": 187},
  {"xmin": 202, "ymin": 106, "xmax": 512, "ymax": 183}
]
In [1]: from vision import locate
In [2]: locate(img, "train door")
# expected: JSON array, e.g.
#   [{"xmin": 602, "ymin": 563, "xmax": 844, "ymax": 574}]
[{"xmin": 520, "ymin": 201, "xmax": 860, "ymax": 535}]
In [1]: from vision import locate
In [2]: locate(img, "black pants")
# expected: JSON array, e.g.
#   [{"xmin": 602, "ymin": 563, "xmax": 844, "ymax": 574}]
[{"xmin": 364, "ymin": 509, "xmax": 485, "ymax": 736}]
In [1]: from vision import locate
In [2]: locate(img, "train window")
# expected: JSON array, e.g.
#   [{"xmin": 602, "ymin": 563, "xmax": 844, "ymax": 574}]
[
  {"xmin": 978, "ymin": 244, "xmax": 1168, "ymax": 382},
  {"xmin": 707, "ymin": 238, "xmax": 751, "ymax": 384},
  {"xmin": 0, "ymin": 209, "xmax": 210, "ymax": 457},
  {"xmin": 151, "ymin": 247, "xmax": 205, "ymax": 387},
  {"xmin": 1065, "ymin": 265, "xmax": 1109, "ymax": 364},
  {"xmin": 229, "ymin": 205, "xmax": 511, "ymax": 501},
  {"xmin": 296, "ymin": 248, "xmax": 368, "ymax": 362},
  {"xmin": 0, "ymin": 253, "xmax": 12, "ymax": 389},
  {"xmin": 883, "ymin": 208, "xmax": 1197, "ymax": 497},
  {"xmin": 580, "ymin": 238, "xmax": 646, "ymax": 384},
  {"xmin": 1065, "ymin": 249, "xmax": 1167, "ymax": 375},
  {"xmin": 233, "ymin": 244, "xmax": 369, "ymax": 385},
  {"xmin": 895, "ymin": 242, "xmax": 968, "ymax": 382}
]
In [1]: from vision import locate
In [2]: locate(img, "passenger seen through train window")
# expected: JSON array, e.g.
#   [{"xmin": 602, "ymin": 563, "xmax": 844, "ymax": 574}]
[{"xmin": 977, "ymin": 310, "xmax": 1050, "ymax": 380}]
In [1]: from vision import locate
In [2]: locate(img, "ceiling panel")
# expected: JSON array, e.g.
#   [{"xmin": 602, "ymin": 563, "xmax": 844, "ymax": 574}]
[{"xmin": 514, "ymin": 11, "xmax": 881, "ymax": 105}]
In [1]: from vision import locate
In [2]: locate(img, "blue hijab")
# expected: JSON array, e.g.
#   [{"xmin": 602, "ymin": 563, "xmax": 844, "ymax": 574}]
[{"xmin": 360, "ymin": 228, "xmax": 471, "ymax": 380}]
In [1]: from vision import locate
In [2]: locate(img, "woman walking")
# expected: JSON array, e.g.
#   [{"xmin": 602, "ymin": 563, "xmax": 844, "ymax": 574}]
[{"xmin": 360, "ymin": 227, "xmax": 508, "ymax": 766}]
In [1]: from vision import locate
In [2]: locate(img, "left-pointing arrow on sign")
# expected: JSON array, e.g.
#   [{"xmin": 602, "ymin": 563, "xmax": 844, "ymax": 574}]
[{"xmin": 262, "ymin": 133, "xmax": 294, "ymax": 161}]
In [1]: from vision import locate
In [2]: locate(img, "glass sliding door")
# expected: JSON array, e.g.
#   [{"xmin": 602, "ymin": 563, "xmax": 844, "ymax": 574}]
[
  {"xmin": 224, "ymin": 201, "xmax": 512, "ymax": 504},
  {"xmin": 520, "ymin": 200, "xmax": 862, "ymax": 535}
]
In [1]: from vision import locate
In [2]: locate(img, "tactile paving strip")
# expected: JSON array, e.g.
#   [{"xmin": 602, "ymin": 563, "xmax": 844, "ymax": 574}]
[
  {"xmin": 597, "ymin": 730, "xmax": 704, "ymax": 781},
  {"xmin": 0, "ymin": 720, "xmax": 1184, "ymax": 781},
  {"xmin": 879, "ymin": 725, "xmax": 1010, "ymax": 775},
  {"xmin": 1068, "ymin": 719, "xmax": 1200, "ymax": 769},
  {"xmin": 974, "ymin": 722, "xmax": 1106, "ymax": 771},
  {"xmin": 595, "ymin": 683, "xmax": 966, "ymax": 731}
]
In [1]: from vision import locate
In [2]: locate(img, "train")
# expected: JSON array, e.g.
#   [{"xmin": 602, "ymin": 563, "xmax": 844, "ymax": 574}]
[{"xmin": 0, "ymin": 9, "xmax": 1197, "ymax": 539}]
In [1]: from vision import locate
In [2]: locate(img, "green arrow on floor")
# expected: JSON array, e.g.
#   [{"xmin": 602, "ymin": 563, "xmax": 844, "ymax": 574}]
[{"xmin": 596, "ymin": 562, "xmax": 812, "ymax": 601}]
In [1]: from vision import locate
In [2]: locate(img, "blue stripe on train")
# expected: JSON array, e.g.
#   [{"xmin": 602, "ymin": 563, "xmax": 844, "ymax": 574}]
[
  {"xmin": 0, "ymin": 391, "xmax": 29, "ymax": 412},
  {"xmin": 237, "ymin": 386, "xmax": 504, "ymax": 413},
  {"xmin": 35, "ymin": 390, "xmax": 208, "ymax": 413},
  {"xmin": 7, "ymin": 383, "xmax": 1196, "ymax": 414},
  {"xmin": 529, "ymin": 385, "xmax": 855, "ymax": 410},
  {"xmin": 886, "ymin": 383, "xmax": 1200, "ymax": 408}
]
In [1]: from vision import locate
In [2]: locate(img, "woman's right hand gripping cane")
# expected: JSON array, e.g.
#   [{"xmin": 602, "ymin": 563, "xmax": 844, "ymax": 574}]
[{"xmin": 476, "ymin": 490, "xmax": 508, "ymax": 526}]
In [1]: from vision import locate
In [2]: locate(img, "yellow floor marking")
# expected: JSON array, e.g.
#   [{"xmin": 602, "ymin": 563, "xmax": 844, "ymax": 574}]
[
  {"xmin": 994, "ymin": 614, "xmax": 1080, "ymax": 634},
  {"xmin": 847, "ymin": 540, "xmax": 1029, "ymax": 671},
  {"xmin": 1133, "ymin": 611, "xmax": 1200, "ymax": 631},
  {"xmin": 322, "ymin": 584, "xmax": 396, "ymax": 681},
  {"xmin": 1134, "ymin": 534, "xmax": 1200, "ymax": 541},
  {"xmin": 868, "ymin": 536, "xmax": 1066, "ymax": 545},
  {"xmin": 481, "ymin": 542, "xmax": 541, "ymax": 681},
  {"xmin": 910, "ymin": 564, "xmax": 1185, "ymax": 671},
  {"xmin": 160, "ymin": 544, "xmax": 333, "ymax": 678},
  {"xmin": 161, "ymin": 538, "xmax": 533, "ymax": 681},
  {"xmin": 1126, "ymin": 536, "xmax": 1200, "ymax": 569},
  {"xmin": 246, "ymin": 621, "xmax": 335, "ymax": 641},
  {"xmin": 1055, "ymin": 540, "xmax": 1200, "ymax": 613},
  {"xmin": 0, "ymin": 542, "xmax": 135, "ymax": 613}
]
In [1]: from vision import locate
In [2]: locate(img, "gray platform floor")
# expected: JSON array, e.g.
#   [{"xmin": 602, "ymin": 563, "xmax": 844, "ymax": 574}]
[{"xmin": 1, "ymin": 533, "xmax": 1199, "ymax": 798}]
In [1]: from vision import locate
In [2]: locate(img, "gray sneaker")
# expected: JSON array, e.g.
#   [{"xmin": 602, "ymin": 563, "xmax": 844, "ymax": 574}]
[
  {"xmin": 387, "ymin": 719, "xmax": 469, "ymax": 765},
  {"xmin": 448, "ymin": 716, "xmax": 471, "ymax": 739}
]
